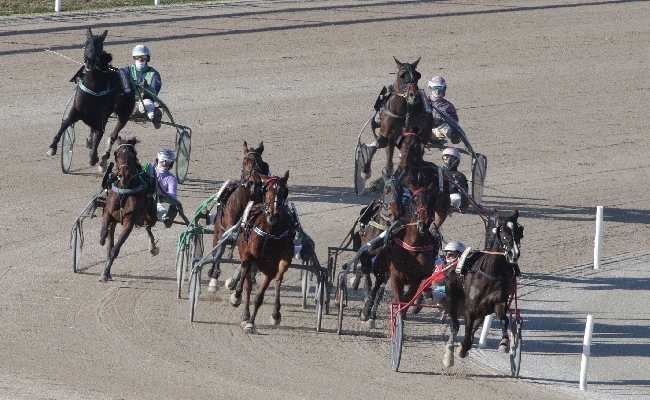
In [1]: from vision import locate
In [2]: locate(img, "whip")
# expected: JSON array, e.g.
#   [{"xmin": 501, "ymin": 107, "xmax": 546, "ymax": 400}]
[{"xmin": 45, "ymin": 48, "xmax": 82, "ymax": 65}]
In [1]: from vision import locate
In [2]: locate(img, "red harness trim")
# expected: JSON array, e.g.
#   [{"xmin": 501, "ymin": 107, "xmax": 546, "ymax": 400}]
[{"xmin": 393, "ymin": 237, "xmax": 434, "ymax": 252}]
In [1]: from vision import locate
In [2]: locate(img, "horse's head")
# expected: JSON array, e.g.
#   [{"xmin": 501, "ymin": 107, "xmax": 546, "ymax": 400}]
[
  {"xmin": 241, "ymin": 140, "xmax": 269, "ymax": 184},
  {"xmin": 260, "ymin": 170, "xmax": 289, "ymax": 225},
  {"xmin": 83, "ymin": 28, "xmax": 108, "ymax": 71},
  {"xmin": 393, "ymin": 57, "xmax": 422, "ymax": 105},
  {"xmin": 409, "ymin": 187, "xmax": 434, "ymax": 234},
  {"xmin": 485, "ymin": 209, "xmax": 524, "ymax": 263},
  {"xmin": 396, "ymin": 127, "xmax": 424, "ymax": 171},
  {"xmin": 113, "ymin": 136, "xmax": 140, "ymax": 188},
  {"xmin": 380, "ymin": 171, "xmax": 405, "ymax": 224}
]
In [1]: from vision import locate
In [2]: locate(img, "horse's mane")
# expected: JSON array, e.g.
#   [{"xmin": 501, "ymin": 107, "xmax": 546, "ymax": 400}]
[{"xmin": 98, "ymin": 51, "xmax": 113, "ymax": 71}]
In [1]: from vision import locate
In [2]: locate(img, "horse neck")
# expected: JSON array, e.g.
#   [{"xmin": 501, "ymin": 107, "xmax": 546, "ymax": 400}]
[{"xmin": 82, "ymin": 66, "xmax": 110, "ymax": 90}]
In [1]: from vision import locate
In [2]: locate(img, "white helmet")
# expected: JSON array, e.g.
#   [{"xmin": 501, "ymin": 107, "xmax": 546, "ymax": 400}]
[
  {"xmin": 442, "ymin": 147, "xmax": 460, "ymax": 169},
  {"xmin": 132, "ymin": 45, "xmax": 151, "ymax": 60},
  {"xmin": 428, "ymin": 76, "xmax": 447, "ymax": 99},
  {"xmin": 156, "ymin": 148, "xmax": 175, "ymax": 162},
  {"xmin": 444, "ymin": 241, "xmax": 466, "ymax": 253}
]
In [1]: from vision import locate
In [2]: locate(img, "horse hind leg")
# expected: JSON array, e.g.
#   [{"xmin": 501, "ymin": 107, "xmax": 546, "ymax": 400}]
[{"xmin": 146, "ymin": 226, "xmax": 159, "ymax": 256}]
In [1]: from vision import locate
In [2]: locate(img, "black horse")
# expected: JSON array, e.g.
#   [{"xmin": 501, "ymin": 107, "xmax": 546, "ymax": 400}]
[
  {"xmin": 443, "ymin": 210, "xmax": 524, "ymax": 368},
  {"xmin": 48, "ymin": 28, "xmax": 135, "ymax": 170}
]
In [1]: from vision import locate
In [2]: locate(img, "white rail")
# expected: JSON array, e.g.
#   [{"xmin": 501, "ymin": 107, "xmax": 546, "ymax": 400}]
[{"xmin": 55, "ymin": 0, "xmax": 161, "ymax": 12}]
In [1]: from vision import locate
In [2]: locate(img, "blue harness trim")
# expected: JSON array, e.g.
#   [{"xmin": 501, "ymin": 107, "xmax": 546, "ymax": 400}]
[
  {"xmin": 253, "ymin": 226, "xmax": 289, "ymax": 240},
  {"xmin": 78, "ymin": 80, "xmax": 116, "ymax": 97},
  {"xmin": 111, "ymin": 184, "xmax": 144, "ymax": 195}
]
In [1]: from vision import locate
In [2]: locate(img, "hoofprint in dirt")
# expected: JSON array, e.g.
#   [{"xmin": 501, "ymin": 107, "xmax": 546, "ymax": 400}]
[{"xmin": 1, "ymin": 0, "xmax": 649, "ymax": 399}]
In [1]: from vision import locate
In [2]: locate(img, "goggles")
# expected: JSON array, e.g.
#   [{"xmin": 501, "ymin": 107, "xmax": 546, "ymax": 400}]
[{"xmin": 134, "ymin": 55, "xmax": 147, "ymax": 61}]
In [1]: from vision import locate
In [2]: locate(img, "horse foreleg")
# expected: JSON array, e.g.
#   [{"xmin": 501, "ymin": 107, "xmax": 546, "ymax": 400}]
[
  {"xmin": 370, "ymin": 275, "xmax": 388, "ymax": 321},
  {"xmin": 269, "ymin": 260, "xmax": 290, "ymax": 326},
  {"xmin": 99, "ymin": 134, "xmax": 117, "ymax": 173},
  {"xmin": 444, "ymin": 315, "xmax": 459, "ymax": 368},
  {"xmin": 145, "ymin": 226, "xmax": 159, "ymax": 256},
  {"xmin": 48, "ymin": 111, "xmax": 79, "ymax": 155},
  {"xmin": 244, "ymin": 267, "xmax": 272, "ymax": 334},
  {"xmin": 495, "ymin": 303, "xmax": 510, "ymax": 352},
  {"xmin": 89, "ymin": 128, "xmax": 104, "ymax": 166},
  {"xmin": 99, "ymin": 222, "xmax": 119, "ymax": 282},
  {"xmin": 230, "ymin": 259, "xmax": 251, "ymax": 307},
  {"xmin": 459, "ymin": 312, "xmax": 476, "ymax": 358},
  {"xmin": 384, "ymin": 144, "xmax": 395, "ymax": 175}
]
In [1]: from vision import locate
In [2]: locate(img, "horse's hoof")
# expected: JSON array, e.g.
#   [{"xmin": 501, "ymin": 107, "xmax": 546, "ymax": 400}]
[
  {"xmin": 226, "ymin": 278, "xmax": 237, "ymax": 291},
  {"xmin": 243, "ymin": 323, "xmax": 257, "ymax": 334},
  {"xmin": 90, "ymin": 153, "xmax": 99, "ymax": 167},
  {"xmin": 498, "ymin": 340, "xmax": 510, "ymax": 353},
  {"xmin": 230, "ymin": 292, "xmax": 241, "ymax": 307},
  {"xmin": 46, "ymin": 147, "xmax": 56, "ymax": 156},
  {"xmin": 411, "ymin": 306, "xmax": 422, "ymax": 315},
  {"xmin": 98, "ymin": 158, "xmax": 107, "ymax": 174},
  {"xmin": 458, "ymin": 349, "xmax": 468, "ymax": 359},
  {"xmin": 360, "ymin": 318, "xmax": 375, "ymax": 329},
  {"xmin": 208, "ymin": 278, "xmax": 219, "ymax": 292},
  {"xmin": 150, "ymin": 246, "xmax": 160, "ymax": 256},
  {"xmin": 270, "ymin": 314, "xmax": 281, "ymax": 326},
  {"xmin": 359, "ymin": 310, "xmax": 370, "ymax": 322},
  {"xmin": 443, "ymin": 352, "xmax": 454, "ymax": 368},
  {"xmin": 99, "ymin": 274, "xmax": 112, "ymax": 282}
]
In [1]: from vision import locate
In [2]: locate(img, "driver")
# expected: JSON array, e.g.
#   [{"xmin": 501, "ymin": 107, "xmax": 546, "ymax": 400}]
[
  {"xmin": 441, "ymin": 147, "xmax": 469, "ymax": 213},
  {"xmin": 143, "ymin": 148, "xmax": 178, "ymax": 228},
  {"xmin": 428, "ymin": 76, "xmax": 459, "ymax": 141},
  {"xmin": 121, "ymin": 45, "xmax": 163, "ymax": 129}
]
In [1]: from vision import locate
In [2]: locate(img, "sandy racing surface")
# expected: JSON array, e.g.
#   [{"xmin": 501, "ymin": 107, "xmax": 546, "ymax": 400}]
[{"xmin": 1, "ymin": 0, "xmax": 649, "ymax": 398}]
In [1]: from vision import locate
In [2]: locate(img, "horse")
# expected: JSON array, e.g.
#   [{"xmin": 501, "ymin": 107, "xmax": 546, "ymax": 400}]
[
  {"xmin": 207, "ymin": 141, "xmax": 270, "ymax": 291},
  {"xmin": 443, "ymin": 210, "xmax": 524, "ymax": 368},
  {"xmin": 48, "ymin": 28, "xmax": 135, "ymax": 171},
  {"xmin": 395, "ymin": 127, "xmax": 450, "ymax": 228},
  {"xmin": 229, "ymin": 171, "xmax": 293, "ymax": 334},
  {"xmin": 361, "ymin": 57, "xmax": 433, "ymax": 189},
  {"xmin": 98, "ymin": 136, "xmax": 158, "ymax": 283},
  {"xmin": 352, "ymin": 172, "xmax": 405, "ymax": 325},
  {"xmin": 373, "ymin": 186, "xmax": 441, "ymax": 320}
]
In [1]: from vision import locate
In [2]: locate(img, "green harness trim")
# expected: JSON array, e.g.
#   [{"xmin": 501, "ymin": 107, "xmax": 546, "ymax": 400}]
[
  {"xmin": 369, "ymin": 220, "xmax": 387, "ymax": 230},
  {"xmin": 78, "ymin": 79, "xmax": 116, "ymax": 97}
]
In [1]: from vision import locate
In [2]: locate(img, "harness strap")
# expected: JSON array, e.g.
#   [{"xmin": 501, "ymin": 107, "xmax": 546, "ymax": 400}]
[
  {"xmin": 381, "ymin": 107, "xmax": 406, "ymax": 119},
  {"xmin": 369, "ymin": 220, "xmax": 387, "ymax": 230},
  {"xmin": 78, "ymin": 80, "xmax": 116, "ymax": 97},
  {"xmin": 111, "ymin": 184, "xmax": 144, "ymax": 195},
  {"xmin": 393, "ymin": 237, "xmax": 434, "ymax": 252},
  {"xmin": 253, "ymin": 226, "xmax": 289, "ymax": 240}
]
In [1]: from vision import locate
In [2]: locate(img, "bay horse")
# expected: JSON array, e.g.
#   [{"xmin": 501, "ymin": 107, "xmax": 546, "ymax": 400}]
[
  {"xmin": 361, "ymin": 57, "xmax": 433, "ymax": 187},
  {"xmin": 98, "ymin": 137, "xmax": 158, "ymax": 282},
  {"xmin": 207, "ymin": 141, "xmax": 270, "ymax": 291},
  {"xmin": 443, "ymin": 210, "xmax": 524, "ymax": 368},
  {"xmin": 373, "ymin": 186, "xmax": 441, "ymax": 320},
  {"xmin": 48, "ymin": 28, "xmax": 135, "ymax": 170},
  {"xmin": 395, "ymin": 127, "xmax": 450, "ymax": 229},
  {"xmin": 353, "ymin": 172, "xmax": 405, "ymax": 325},
  {"xmin": 230, "ymin": 171, "xmax": 294, "ymax": 334}
]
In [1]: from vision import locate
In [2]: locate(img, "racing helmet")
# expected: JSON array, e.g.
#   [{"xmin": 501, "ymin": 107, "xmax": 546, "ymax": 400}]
[
  {"xmin": 428, "ymin": 76, "xmax": 446, "ymax": 98},
  {"xmin": 156, "ymin": 148, "xmax": 175, "ymax": 171},
  {"xmin": 444, "ymin": 241, "xmax": 465, "ymax": 262},
  {"xmin": 442, "ymin": 147, "xmax": 460, "ymax": 169},
  {"xmin": 132, "ymin": 45, "xmax": 151, "ymax": 62}
]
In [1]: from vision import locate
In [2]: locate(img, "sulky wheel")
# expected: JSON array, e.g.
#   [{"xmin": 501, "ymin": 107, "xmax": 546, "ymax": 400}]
[
  {"xmin": 175, "ymin": 239, "xmax": 189, "ymax": 299},
  {"xmin": 471, "ymin": 153, "xmax": 488, "ymax": 205},
  {"xmin": 510, "ymin": 318, "xmax": 523, "ymax": 377},
  {"xmin": 175, "ymin": 129, "xmax": 191, "ymax": 184},
  {"xmin": 336, "ymin": 273, "xmax": 346, "ymax": 335},
  {"xmin": 61, "ymin": 124, "xmax": 75, "ymax": 174},
  {"xmin": 188, "ymin": 259, "xmax": 201, "ymax": 322},
  {"xmin": 71, "ymin": 220, "xmax": 82, "ymax": 273},
  {"xmin": 301, "ymin": 269, "xmax": 312, "ymax": 309},
  {"xmin": 315, "ymin": 277, "xmax": 325, "ymax": 332},
  {"xmin": 390, "ymin": 311, "xmax": 404, "ymax": 372}
]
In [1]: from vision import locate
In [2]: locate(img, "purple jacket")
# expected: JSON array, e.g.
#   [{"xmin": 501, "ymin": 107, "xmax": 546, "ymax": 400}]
[
  {"xmin": 429, "ymin": 96, "xmax": 459, "ymax": 126},
  {"xmin": 146, "ymin": 163, "xmax": 177, "ymax": 200}
]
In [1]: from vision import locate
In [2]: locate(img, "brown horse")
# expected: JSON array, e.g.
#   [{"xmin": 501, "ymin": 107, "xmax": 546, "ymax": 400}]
[
  {"xmin": 396, "ymin": 128, "xmax": 450, "ymax": 228},
  {"xmin": 361, "ymin": 57, "xmax": 433, "ymax": 188},
  {"xmin": 98, "ymin": 137, "xmax": 158, "ymax": 282},
  {"xmin": 229, "ymin": 171, "xmax": 294, "ymax": 334},
  {"xmin": 373, "ymin": 186, "xmax": 441, "ymax": 320},
  {"xmin": 353, "ymin": 172, "xmax": 405, "ymax": 325},
  {"xmin": 48, "ymin": 28, "xmax": 134, "ymax": 169},
  {"xmin": 443, "ymin": 210, "xmax": 524, "ymax": 368},
  {"xmin": 207, "ymin": 141, "xmax": 270, "ymax": 291}
]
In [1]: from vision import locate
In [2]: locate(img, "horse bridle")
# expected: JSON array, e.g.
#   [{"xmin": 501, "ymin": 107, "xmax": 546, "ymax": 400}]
[
  {"xmin": 260, "ymin": 177, "xmax": 287, "ymax": 218},
  {"xmin": 114, "ymin": 144, "xmax": 136, "ymax": 185},
  {"xmin": 241, "ymin": 151, "xmax": 262, "ymax": 185},
  {"xmin": 408, "ymin": 187, "xmax": 432, "ymax": 226}
]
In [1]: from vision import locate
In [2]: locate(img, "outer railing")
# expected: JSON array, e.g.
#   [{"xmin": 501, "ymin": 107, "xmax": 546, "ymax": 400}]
[{"xmin": 55, "ymin": 0, "xmax": 161, "ymax": 12}]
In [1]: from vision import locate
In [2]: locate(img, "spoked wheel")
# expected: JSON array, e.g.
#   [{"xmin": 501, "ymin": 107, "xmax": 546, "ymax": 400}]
[
  {"xmin": 71, "ymin": 220, "xmax": 82, "ymax": 273},
  {"xmin": 471, "ymin": 153, "xmax": 488, "ymax": 205},
  {"xmin": 188, "ymin": 260, "xmax": 201, "ymax": 322},
  {"xmin": 176, "ymin": 129, "xmax": 191, "ymax": 184},
  {"xmin": 336, "ymin": 273, "xmax": 347, "ymax": 335},
  {"xmin": 315, "ymin": 277, "xmax": 325, "ymax": 332},
  {"xmin": 61, "ymin": 124, "xmax": 75, "ymax": 174},
  {"xmin": 301, "ymin": 269, "xmax": 312, "ymax": 309},
  {"xmin": 354, "ymin": 140, "xmax": 366, "ymax": 196},
  {"xmin": 390, "ymin": 311, "xmax": 404, "ymax": 372},
  {"xmin": 175, "ymin": 240, "xmax": 189, "ymax": 299},
  {"xmin": 510, "ymin": 318, "xmax": 523, "ymax": 377}
]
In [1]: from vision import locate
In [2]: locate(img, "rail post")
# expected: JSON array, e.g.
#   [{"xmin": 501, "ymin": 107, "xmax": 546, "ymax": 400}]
[
  {"xmin": 155, "ymin": 0, "xmax": 161, "ymax": 5},
  {"xmin": 580, "ymin": 314, "xmax": 595, "ymax": 390},
  {"xmin": 594, "ymin": 206, "xmax": 603, "ymax": 269},
  {"xmin": 55, "ymin": 0, "xmax": 61, "ymax": 12},
  {"xmin": 478, "ymin": 314, "xmax": 493, "ymax": 348}
]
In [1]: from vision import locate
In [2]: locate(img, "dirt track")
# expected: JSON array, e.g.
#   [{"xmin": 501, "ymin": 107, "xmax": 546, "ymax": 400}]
[{"xmin": 1, "ymin": 0, "xmax": 649, "ymax": 398}]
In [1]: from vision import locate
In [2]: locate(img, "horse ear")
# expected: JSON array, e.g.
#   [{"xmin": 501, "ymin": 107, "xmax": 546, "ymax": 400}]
[
  {"xmin": 393, "ymin": 56, "xmax": 402, "ymax": 69},
  {"xmin": 258, "ymin": 142, "xmax": 264, "ymax": 154},
  {"xmin": 512, "ymin": 209, "xmax": 519, "ymax": 221},
  {"xmin": 283, "ymin": 170, "xmax": 290, "ymax": 182},
  {"xmin": 243, "ymin": 141, "xmax": 249, "ymax": 154},
  {"xmin": 100, "ymin": 30, "xmax": 108, "ymax": 40},
  {"xmin": 412, "ymin": 57, "xmax": 421, "ymax": 68},
  {"xmin": 86, "ymin": 28, "xmax": 93, "ymax": 39}
]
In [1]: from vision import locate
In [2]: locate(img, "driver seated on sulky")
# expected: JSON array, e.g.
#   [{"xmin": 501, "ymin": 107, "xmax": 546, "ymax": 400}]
[
  {"xmin": 142, "ymin": 148, "xmax": 178, "ymax": 228},
  {"xmin": 120, "ymin": 45, "xmax": 163, "ymax": 129},
  {"xmin": 428, "ymin": 76, "xmax": 459, "ymax": 142},
  {"xmin": 441, "ymin": 147, "xmax": 469, "ymax": 213}
]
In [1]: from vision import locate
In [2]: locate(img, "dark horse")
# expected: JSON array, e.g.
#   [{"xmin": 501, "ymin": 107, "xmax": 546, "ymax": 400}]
[
  {"xmin": 99, "ymin": 137, "xmax": 158, "ymax": 283},
  {"xmin": 48, "ymin": 28, "xmax": 135, "ymax": 170},
  {"xmin": 374, "ymin": 186, "xmax": 440, "ymax": 319},
  {"xmin": 443, "ymin": 210, "xmax": 524, "ymax": 368},
  {"xmin": 353, "ymin": 172, "xmax": 405, "ymax": 325},
  {"xmin": 207, "ymin": 141, "xmax": 270, "ymax": 291},
  {"xmin": 361, "ymin": 57, "xmax": 433, "ymax": 187},
  {"xmin": 230, "ymin": 171, "xmax": 294, "ymax": 334},
  {"xmin": 396, "ymin": 128, "xmax": 450, "ymax": 228}
]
